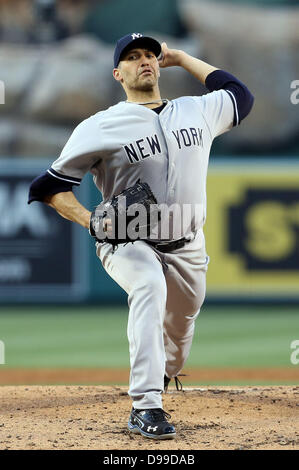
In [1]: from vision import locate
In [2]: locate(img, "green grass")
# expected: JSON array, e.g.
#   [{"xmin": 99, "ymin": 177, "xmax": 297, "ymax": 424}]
[
  {"xmin": 189, "ymin": 307, "xmax": 299, "ymax": 368},
  {"xmin": 0, "ymin": 306, "xmax": 129, "ymax": 368},
  {"xmin": 0, "ymin": 305, "xmax": 298, "ymax": 371}
]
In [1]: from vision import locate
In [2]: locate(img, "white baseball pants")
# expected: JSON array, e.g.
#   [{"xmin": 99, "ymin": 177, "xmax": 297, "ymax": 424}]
[{"xmin": 96, "ymin": 238, "xmax": 208, "ymax": 410}]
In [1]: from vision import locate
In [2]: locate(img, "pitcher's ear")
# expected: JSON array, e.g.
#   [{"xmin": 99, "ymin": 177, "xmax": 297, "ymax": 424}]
[{"xmin": 113, "ymin": 68, "xmax": 122, "ymax": 82}]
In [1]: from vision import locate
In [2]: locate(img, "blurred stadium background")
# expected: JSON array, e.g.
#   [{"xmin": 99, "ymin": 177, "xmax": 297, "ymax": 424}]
[{"xmin": 0, "ymin": 0, "xmax": 298, "ymax": 386}]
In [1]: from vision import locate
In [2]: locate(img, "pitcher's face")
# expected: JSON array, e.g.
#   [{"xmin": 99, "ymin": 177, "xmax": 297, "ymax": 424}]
[{"xmin": 113, "ymin": 48, "xmax": 160, "ymax": 92}]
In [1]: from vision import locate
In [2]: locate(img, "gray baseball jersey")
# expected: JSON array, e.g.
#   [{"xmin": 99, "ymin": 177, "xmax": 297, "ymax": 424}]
[
  {"xmin": 49, "ymin": 90, "xmax": 234, "ymax": 261},
  {"xmin": 48, "ymin": 91, "xmax": 234, "ymax": 409}
]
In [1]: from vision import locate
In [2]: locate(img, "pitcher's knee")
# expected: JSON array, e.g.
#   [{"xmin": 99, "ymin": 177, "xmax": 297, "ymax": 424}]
[
  {"xmin": 129, "ymin": 274, "xmax": 167, "ymax": 308},
  {"xmin": 142, "ymin": 275, "xmax": 166, "ymax": 298}
]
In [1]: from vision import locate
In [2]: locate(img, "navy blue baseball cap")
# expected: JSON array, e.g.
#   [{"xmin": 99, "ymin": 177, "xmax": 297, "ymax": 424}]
[{"xmin": 114, "ymin": 33, "xmax": 161, "ymax": 68}]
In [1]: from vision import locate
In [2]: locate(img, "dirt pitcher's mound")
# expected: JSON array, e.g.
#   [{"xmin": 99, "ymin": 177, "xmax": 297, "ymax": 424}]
[{"xmin": 0, "ymin": 385, "xmax": 298, "ymax": 450}]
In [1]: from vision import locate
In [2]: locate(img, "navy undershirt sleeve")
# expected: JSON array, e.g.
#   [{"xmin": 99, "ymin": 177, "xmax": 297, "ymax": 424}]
[
  {"xmin": 205, "ymin": 70, "xmax": 254, "ymax": 126},
  {"xmin": 28, "ymin": 170, "xmax": 80, "ymax": 204}
]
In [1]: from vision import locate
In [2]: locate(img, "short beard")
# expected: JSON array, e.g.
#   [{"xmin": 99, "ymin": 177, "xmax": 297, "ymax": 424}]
[
  {"xmin": 137, "ymin": 82, "xmax": 155, "ymax": 92},
  {"xmin": 128, "ymin": 73, "xmax": 158, "ymax": 93},
  {"xmin": 128, "ymin": 80, "xmax": 155, "ymax": 93}
]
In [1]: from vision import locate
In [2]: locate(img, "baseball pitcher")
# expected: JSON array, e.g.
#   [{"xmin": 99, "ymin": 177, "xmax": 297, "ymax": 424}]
[{"xmin": 28, "ymin": 33, "xmax": 254, "ymax": 440}]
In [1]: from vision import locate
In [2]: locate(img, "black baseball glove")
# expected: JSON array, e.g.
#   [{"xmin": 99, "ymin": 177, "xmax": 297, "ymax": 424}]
[{"xmin": 89, "ymin": 179, "xmax": 160, "ymax": 247}]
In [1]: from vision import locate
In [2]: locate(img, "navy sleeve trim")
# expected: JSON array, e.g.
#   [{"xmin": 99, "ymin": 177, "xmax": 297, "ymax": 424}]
[
  {"xmin": 47, "ymin": 168, "xmax": 81, "ymax": 185},
  {"xmin": 225, "ymin": 89, "xmax": 239, "ymax": 126},
  {"xmin": 205, "ymin": 69, "xmax": 254, "ymax": 126},
  {"xmin": 28, "ymin": 169, "xmax": 79, "ymax": 204}
]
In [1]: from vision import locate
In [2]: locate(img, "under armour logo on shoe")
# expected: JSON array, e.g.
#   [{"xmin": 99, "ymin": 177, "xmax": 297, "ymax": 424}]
[
  {"xmin": 147, "ymin": 425, "xmax": 158, "ymax": 432},
  {"xmin": 131, "ymin": 33, "xmax": 143, "ymax": 40}
]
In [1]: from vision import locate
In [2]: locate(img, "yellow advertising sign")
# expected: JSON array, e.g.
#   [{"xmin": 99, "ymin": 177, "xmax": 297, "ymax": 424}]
[{"xmin": 205, "ymin": 161, "xmax": 299, "ymax": 298}]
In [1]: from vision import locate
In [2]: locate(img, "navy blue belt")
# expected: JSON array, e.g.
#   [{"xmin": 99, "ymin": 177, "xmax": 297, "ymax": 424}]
[{"xmin": 145, "ymin": 237, "xmax": 190, "ymax": 253}]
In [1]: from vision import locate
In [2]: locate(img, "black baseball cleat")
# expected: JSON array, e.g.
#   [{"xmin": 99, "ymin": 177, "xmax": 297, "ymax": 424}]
[
  {"xmin": 128, "ymin": 408, "xmax": 176, "ymax": 440},
  {"xmin": 164, "ymin": 375, "xmax": 171, "ymax": 392},
  {"xmin": 164, "ymin": 374, "xmax": 184, "ymax": 393}
]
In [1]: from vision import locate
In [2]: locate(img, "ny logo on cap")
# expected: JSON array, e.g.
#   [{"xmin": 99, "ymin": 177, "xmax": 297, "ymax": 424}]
[{"xmin": 131, "ymin": 33, "xmax": 143, "ymax": 40}]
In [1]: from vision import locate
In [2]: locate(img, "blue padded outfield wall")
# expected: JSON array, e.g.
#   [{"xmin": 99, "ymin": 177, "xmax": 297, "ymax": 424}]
[
  {"xmin": 0, "ymin": 159, "xmax": 126, "ymax": 305},
  {"xmin": 0, "ymin": 159, "xmax": 298, "ymax": 304}
]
